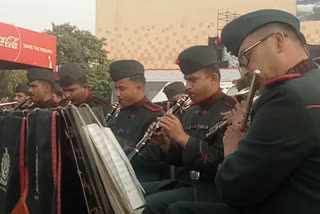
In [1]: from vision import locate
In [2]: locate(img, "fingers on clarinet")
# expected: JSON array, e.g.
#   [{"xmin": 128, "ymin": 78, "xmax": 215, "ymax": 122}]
[
  {"xmin": 235, "ymin": 102, "xmax": 242, "ymax": 109},
  {"xmin": 231, "ymin": 108, "xmax": 237, "ymax": 115},
  {"xmin": 221, "ymin": 111, "xmax": 229, "ymax": 116}
]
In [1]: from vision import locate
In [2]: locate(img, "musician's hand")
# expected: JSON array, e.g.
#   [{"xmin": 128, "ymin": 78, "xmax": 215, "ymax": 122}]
[
  {"xmin": 158, "ymin": 113, "xmax": 190, "ymax": 147},
  {"xmin": 148, "ymin": 122, "xmax": 169, "ymax": 146},
  {"xmin": 221, "ymin": 111, "xmax": 232, "ymax": 125},
  {"xmin": 230, "ymin": 100, "xmax": 247, "ymax": 127},
  {"xmin": 150, "ymin": 124, "xmax": 172, "ymax": 153},
  {"xmin": 146, "ymin": 122, "xmax": 157, "ymax": 133},
  {"xmin": 223, "ymin": 123, "xmax": 245, "ymax": 156},
  {"xmin": 223, "ymin": 100, "xmax": 247, "ymax": 156}
]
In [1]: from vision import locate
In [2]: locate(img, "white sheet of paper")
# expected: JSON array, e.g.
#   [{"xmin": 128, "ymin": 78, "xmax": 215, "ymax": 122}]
[
  {"xmin": 82, "ymin": 126, "xmax": 130, "ymax": 214},
  {"xmin": 86, "ymin": 124, "xmax": 145, "ymax": 210}
]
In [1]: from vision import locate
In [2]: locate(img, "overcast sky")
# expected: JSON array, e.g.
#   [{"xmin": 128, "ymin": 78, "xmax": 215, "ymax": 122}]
[{"xmin": 0, "ymin": 0, "xmax": 95, "ymax": 34}]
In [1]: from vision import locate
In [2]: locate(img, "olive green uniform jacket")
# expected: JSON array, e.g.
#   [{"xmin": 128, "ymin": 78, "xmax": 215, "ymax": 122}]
[
  {"xmin": 216, "ymin": 69, "xmax": 320, "ymax": 214},
  {"xmin": 108, "ymin": 97, "xmax": 164, "ymax": 182}
]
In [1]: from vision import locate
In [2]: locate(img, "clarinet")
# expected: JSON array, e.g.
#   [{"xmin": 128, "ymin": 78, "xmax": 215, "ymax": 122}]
[
  {"xmin": 105, "ymin": 102, "xmax": 120, "ymax": 126},
  {"xmin": 206, "ymin": 120, "xmax": 228, "ymax": 139},
  {"xmin": 127, "ymin": 95, "xmax": 191, "ymax": 161},
  {"xmin": 206, "ymin": 70, "xmax": 260, "ymax": 138}
]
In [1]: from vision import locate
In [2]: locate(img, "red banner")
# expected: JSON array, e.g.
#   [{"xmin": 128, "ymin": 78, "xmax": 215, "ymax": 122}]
[{"xmin": 0, "ymin": 22, "xmax": 56, "ymax": 69}]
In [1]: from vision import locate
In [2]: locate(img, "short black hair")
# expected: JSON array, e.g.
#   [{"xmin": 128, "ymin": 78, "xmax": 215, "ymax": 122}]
[
  {"xmin": 265, "ymin": 23, "xmax": 304, "ymax": 45},
  {"xmin": 37, "ymin": 80, "xmax": 54, "ymax": 92},
  {"xmin": 54, "ymin": 91, "xmax": 63, "ymax": 97},
  {"xmin": 203, "ymin": 64, "xmax": 221, "ymax": 79},
  {"xmin": 129, "ymin": 75, "xmax": 146, "ymax": 86},
  {"xmin": 299, "ymin": 32, "xmax": 307, "ymax": 45}
]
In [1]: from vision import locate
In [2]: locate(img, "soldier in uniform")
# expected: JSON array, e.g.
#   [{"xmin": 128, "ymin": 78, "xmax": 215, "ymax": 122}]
[
  {"xmin": 142, "ymin": 45, "xmax": 235, "ymax": 214},
  {"xmin": 13, "ymin": 83, "xmax": 31, "ymax": 109},
  {"xmin": 157, "ymin": 82, "xmax": 186, "ymax": 112},
  {"xmin": 52, "ymin": 83, "xmax": 63, "ymax": 104},
  {"xmin": 56, "ymin": 62, "xmax": 109, "ymax": 110},
  {"xmin": 13, "ymin": 83, "xmax": 29, "ymax": 104},
  {"xmin": 163, "ymin": 82, "xmax": 186, "ymax": 101},
  {"xmin": 27, "ymin": 68, "xmax": 59, "ymax": 108},
  {"xmin": 107, "ymin": 60, "xmax": 164, "ymax": 182},
  {"xmin": 167, "ymin": 9, "xmax": 320, "ymax": 214}
]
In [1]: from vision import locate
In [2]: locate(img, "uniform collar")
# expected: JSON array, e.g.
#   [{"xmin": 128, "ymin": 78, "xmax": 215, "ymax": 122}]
[
  {"xmin": 130, "ymin": 96, "xmax": 148, "ymax": 108},
  {"xmin": 288, "ymin": 59, "xmax": 316, "ymax": 75},
  {"xmin": 31, "ymin": 97, "xmax": 58, "ymax": 108},
  {"xmin": 264, "ymin": 59, "xmax": 317, "ymax": 87},
  {"xmin": 198, "ymin": 88, "xmax": 222, "ymax": 108}
]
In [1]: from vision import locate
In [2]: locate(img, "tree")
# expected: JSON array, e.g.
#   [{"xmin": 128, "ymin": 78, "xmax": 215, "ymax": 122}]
[
  {"xmin": 0, "ymin": 70, "xmax": 27, "ymax": 100},
  {"xmin": 44, "ymin": 23, "xmax": 112, "ymax": 99}
]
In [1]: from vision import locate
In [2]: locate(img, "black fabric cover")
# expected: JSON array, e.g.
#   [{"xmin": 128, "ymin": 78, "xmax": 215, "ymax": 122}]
[
  {"xmin": 25, "ymin": 110, "xmax": 57, "ymax": 214},
  {"xmin": 0, "ymin": 116, "xmax": 25, "ymax": 214}
]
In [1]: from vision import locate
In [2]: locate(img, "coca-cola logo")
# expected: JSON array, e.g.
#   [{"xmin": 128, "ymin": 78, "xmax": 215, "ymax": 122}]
[
  {"xmin": 0, "ymin": 36, "xmax": 19, "ymax": 50},
  {"xmin": 0, "ymin": 23, "xmax": 22, "ymax": 62}
]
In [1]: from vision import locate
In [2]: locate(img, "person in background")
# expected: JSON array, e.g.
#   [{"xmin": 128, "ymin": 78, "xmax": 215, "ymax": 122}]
[
  {"xmin": 27, "ymin": 68, "xmax": 58, "ymax": 108},
  {"xmin": 56, "ymin": 62, "xmax": 109, "ymax": 111},
  {"xmin": 52, "ymin": 83, "xmax": 64, "ymax": 104}
]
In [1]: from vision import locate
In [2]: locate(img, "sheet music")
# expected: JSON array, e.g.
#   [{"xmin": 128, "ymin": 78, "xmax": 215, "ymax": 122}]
[
  {"xmin": 82, "ymin": 126, "xmax": 131, "ymax": 214},
  {"xmin": 103, "ymin": 128, "xmax": 144, "ymax": 192},
  {"xmin": 86, "ymin": 124, "xmax": 145, "ymax": 211},
  {"xmin": 103, "ymin": 127, "xmax": 145, "ymax": 204}
]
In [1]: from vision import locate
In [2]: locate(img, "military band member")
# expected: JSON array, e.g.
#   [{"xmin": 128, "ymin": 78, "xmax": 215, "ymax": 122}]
[
  {"xmin": 13, "ymin": 83, "xmax": 31, "ymax": 109},
  {"xmin": 142, "ymin": 45, "xmax": 235, "ymax": 214},
  {"xmin": 168, "ymin": 9, "xmax": 320, "ymax": 214},
  {"xmin": 163, "ymin": 82, "xmax": 186, "ymax": 101},
  {"xmin": 56, "ymin": 62, "xmax": 109, "ymax": 110},
  {"xmin": 52, "ymin": 83, "xmax": 63, "ymax": 104},
  {"xmin": 108, "ymin": 60, "xmax": 164, "ymax": 182},
  {"xmin": 157, "ymin": 82, "xmax": 187, "ymax": 112},
  {"xmin": 14, "ymin": 83, "xmax": 29, "ymax": 104},
  {"xmin": 216, "ymin": 9, "xmax": 320, "ymax": 214},
  {"xmin": 27, "ymin": 68, "xmax": 59, "ymax": 108}
]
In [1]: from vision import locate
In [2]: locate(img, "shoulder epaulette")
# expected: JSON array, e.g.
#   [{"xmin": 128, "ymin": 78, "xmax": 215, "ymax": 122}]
[
  {"xmin": 144, "ymin": 102, "xmax": 163, "ymax": 112},
  {"xmin": 222, "ymin": 94, "xmax": 236, "ymax": 108}
]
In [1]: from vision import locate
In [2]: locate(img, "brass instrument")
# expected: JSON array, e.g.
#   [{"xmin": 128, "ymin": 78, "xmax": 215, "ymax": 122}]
[
  {"xmin": 105, "ymin": 102, "xmax": 120, "ymax": 126},
  {"xmin": 240, "ymin": 69, "xmax": 260, "ymax": 131},
  {"xmin": 206, "ymin": 70, "xmax": 260, "ymax": 139},
  {"xmin": 127, "ymin": 95, "xmax": 191, "ymax": 161},
  {"xmin": 0, "ymin": 101, "xmax": 18, "ymax": 108}
]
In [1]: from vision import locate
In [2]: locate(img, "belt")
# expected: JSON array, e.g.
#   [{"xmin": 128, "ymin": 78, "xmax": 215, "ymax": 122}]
[
  {"xmin": 189, "ymin": 170, "xmax": 215, "ymax": 182},
  {"xmin": 189, "ymin": 170, "xmax": 200, "ymax": 180}
]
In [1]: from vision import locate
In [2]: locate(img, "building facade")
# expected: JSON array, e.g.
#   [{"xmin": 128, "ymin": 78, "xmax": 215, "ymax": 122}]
[
  {"xmin": 97, "ymin": 0, "xmax": 320, "ymax": 102},
  {"xmin": 96, "ymin": 0, "xmax": 320, "ymax": 69}
]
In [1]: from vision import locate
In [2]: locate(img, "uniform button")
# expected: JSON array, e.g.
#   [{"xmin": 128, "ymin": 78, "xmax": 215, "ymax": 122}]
[
  {"xmin": 129, "ymin": 114, "xmax": 135, "ymax": 119},
  {"xmin": 201, "ymin": 110, "xmax": 208, "ymax": 115}
]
